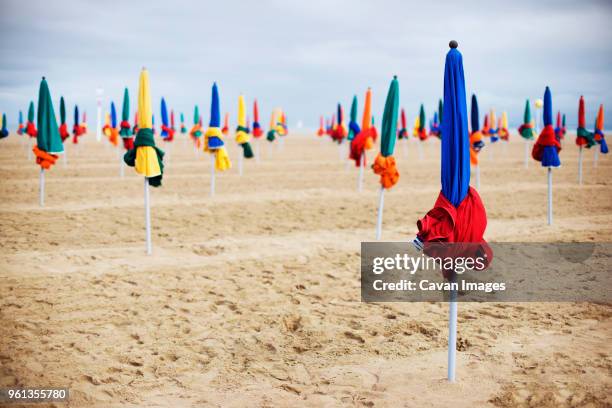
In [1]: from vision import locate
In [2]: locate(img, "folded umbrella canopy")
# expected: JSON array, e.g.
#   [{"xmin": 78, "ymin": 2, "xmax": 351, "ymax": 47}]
[
  {"xmin": 554, "ymin": 111, "xmax": 563, "ymax": 141},
  {"xmin": 317, "ymin": 116, "xmax": 325, "ymax": 136},
  {"xmin": 429, "ymin": 111, "xmax": 441, "ymax": 138},
  {"xmin": 488, "ymin": 109, "xmax": 498, "ymax": 142},
  {"xmin": 331, "ymin": 103, "xmax": 347, "ymax": 143},
  {"xmin": 59, "ymin": 96, "xmax": 70, "ymax": 141},
  {"xmin": 26, "ymin": 101, "xmax": 37, "ymax": 137},
  {"xmin": 102, "ymin": 111, "xmax": 111, "ymax": 138},
  {"xmin": 204, "ymin": 82, "xmax": 231, "ymax": 171},
  {"xmin": 348, "ymin": 96, "xmax": 360, "ymax": 141},
  {"xmin": 81, "ymin": 111, "xmax": 88, "ymax": 134},
  {"xmin": 119, "ymin": 87, "xmax": 134, "ymax": 150},
  {"xmin": 414, "ymin": 42, "xmax": 490, "ymax": 382},
  {"xmin": 499, "ymin": 111, "xmax": 510, "ymax": 141},
  {"xmin": 266, "ymin": 110, "xmax": 277, "ymax": 142},
  {"xmin": 221, "ymin": 113, "xmax": 229, "ymax": 136},
  {"xmin": 481, "ymin": 113, "xmax": 490, "ymax": 135},
  {"xmin": 279, "ymin": 112, "xmax": 288, "ymax": 136},
  {"xmin": 123, "ymin": 69, "xmax": 165, "ymax": 187},
  {"xmin": 109, "ymin": 102, "xmax": 119, "ymax": 146},
  {"xmin": 180, "ymin": 112, "xmax": 187, "ymax": 134},
  {"xmin": 397, "ymin": 108, "xmax": 408, "ymax": 139},
  {"xmin": 33, "ymin": 77, "xmax": 64, "ymax": 168},
  {"xmin": 416, "ymin": 104, "xmax": 427, "ymax": 140},
  {"xmin": 469, "ymin": 94, "xmax": 484, "ymax": 166},
  {"xmin": 373, "ymin": 76, "xmax": 400, "ymax": 190},
  {"xmin": 532, "ymin": 87, "xmax": 561, "ymax": 167},
  {"xmin": 562, "ymin": 114, "xmax": 567, "ymax": 137},
  {"xmin": 325, "ymin": 116, "xmax": 332, "ymax": 136},
  {"xmin": 235, "ymin": 94, "xmax": 254, "ymax": 158},
  {"xmin": 72, "ymin": 105, "xmax": 85, "ymax": 143},
  {"xmin": 0, "ymin": 113, "xmax": 8, "ymax": 138},
  {"xmin": 518, "ymin": 100, "xmax": 535, "ymax": 140},
  {"xmin": 252, "ymin": 99, "xmax": 264, "ymax": 138},
  {"xmin": 17, "ymin": 111, "xmax": 24, "ymax": 135},
  {"xmin": 160, "ymin": 97, "xmax": 174, "ymax": 142},
  {"xmin": 170, "ymin": 110, "xmax": 175, "ymax": 132},
  {"xmin": 350, "ymin": 88, "xmax": 376, "ymax": 166},
  {"xmin": 594, "ymin": 104, "xmax": 607, "ymax": 154},
  {"xmin": 577, "ymin": 96, "xmax": 596, "ymax": 148},
  {"xmin": 373, "ymin": 76, "xmax": 400, "ymax": 240},
  {"xmin": 190, "ymin": 105, "xmax": 203, "ymax": 148}
]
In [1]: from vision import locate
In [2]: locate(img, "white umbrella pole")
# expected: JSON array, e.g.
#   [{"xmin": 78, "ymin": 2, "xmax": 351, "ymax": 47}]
[
  {"xmin": 256, "ymin": 139, "xmax": 260, "ymax": 164},
  {"xmin": 39, "ymin": 168, "xmax": 45, "ymax": 207},
  {"xmin": 524, "ymin": 140, "xmax": 529, "ymax": 169},
  {"xmin": 28, "ymin": 138, "xmax": 33, "ymax": 161},
  {"xmin": 63, "ymin": 145, "xmax": 68, "ymax": 167},
  {"xmin": 210, "ymin": 154, "xmax": 216, "ymax": 197},
  {"xmin": 547, "ymin": 167, "xmax": 553, "ymax": 226},
  {"xmin": 144, "ymin": 177, "xmax": 152, "ymax": 255},
  {"xmin": 475, "ymin": 165, "xmax": 480, "ymax": 189},
  {"xmin": 594, "ymin": 148, "xmax": 599, "ymax": 168},
  {"xmin": 448, "ymin": 276, "xmax": 458, "ymax": 382},
  {"xmin": 358, "ymin": 152, "xmax": 364, "ymax": 193},
  {"xmin": 578, "ymin": 146, "xmax": 583, "ymax": 185},
  {"xmin": 375, "ymin": 186, "xmax": 385, "ymax": 240},
  {"xmin": 418, "ymin": 142, "xmax": 423, "ymax": 161},
  {"xmin": 120, "ymin": 154, "xmax": 125, "ymax": 178}
]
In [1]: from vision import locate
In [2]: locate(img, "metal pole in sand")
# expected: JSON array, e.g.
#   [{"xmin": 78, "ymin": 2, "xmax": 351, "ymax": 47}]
[
  {"xmin": 39, "ymin": 168, "xmax": 45, "ymax": 206},
  {"xmin": 448, "ymin": 275, "xmax": 458, "ymax": 382},
  {"xmin": 375, "ymin": 186, "xmax": 385, "ymax": 240},
  {"xmin": 144, "ymin": 177, "xmax": 152, "ymax": 255},
  {"xmin": 238, "ymin": 152, "xmax": 243, "ymax": 177},
  {"xmin": 594, "ymin": 148, "xmax": 599, "ymax": 168},
  {"xmin": 255, "ymin": 139, "xmax": 260, "ymax": 164},
  {"xmin": 524, "ymin": 140, "xmax": 529, "ymax": 169},
  {"xmin": 210, "ymin": 154, "xmax": 216, "ymax": 197},
  {"xmin": 578, "ymin": 146, "xmax": 583, "ymax": 185},
  {"xmin": 475, "ymin": 165, "xmax": 480, "ymax": 189},
  {"xmin": 547, "ymin": 167, "xmax": 553, "ymax": 225}
]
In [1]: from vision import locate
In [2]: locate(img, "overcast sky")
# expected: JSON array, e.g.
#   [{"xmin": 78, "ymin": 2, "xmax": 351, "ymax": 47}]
[{"xmin": 1, "ymin": 0, "xmax": 611, "ymax": 129}]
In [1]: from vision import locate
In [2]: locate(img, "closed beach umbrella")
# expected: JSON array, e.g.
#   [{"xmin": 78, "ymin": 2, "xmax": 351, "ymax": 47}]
[
  {"xmin": 26, "ymin": 101, "xmax": 37, "ymax": 137},
  {"xmin": 372, "ymin": 76, "xmax": 400, "ymax": 239},
  {"xmin": 348, "ymin": 95, "xmax": 360, "ymax": 141},
  {"xmin": 17, "ymin": 110, "xmax": 24, "ymax": 135},
  {"xmin": 235, "ymin": 94, "xmax": 254, "ymax": 159},
  {"xmin": 123, "ymin": 68, "xmax": 165, "ymax": 187},
  {"xmin": 532, "ymin": 86, "xmax": 561, "ymax": 225},
  {"xmin": 109, "ymin": 101, "xmax": 119, "ymax": 146},
  {"xmin": 58, "ymin": 96, "xmax": 69, "ymax": 141},
  {"xmin": 190, "ymin": 105, "xmax": 202, "ymax": 148},
  {"xmin": 397, "ymin": 108, "xmax": 408, "ymax": 139},
  {"xmin": 417, "ymin": 104, "xmax": 427, "ymax": 140},
  {"xmin": 414, "ymin": 42, "xmax": 490, "ymax": 382},
  {"xmin": 499, "ymin": 111, "xmax": 510, "ymax": 141},
  {"xmin": 204, "ymin": 82, "xmax": 231, "ymax": 170},
  {"xmin": 33, "ymin": 77, "xmax": 64, "ymax": 205},
  {"xmin": 252, "ymin": 99, "xmax": 264, "ymax": 138},
  {"xmin": 160, "ymin": 97, "xmax": 174, "ymax": 141},
  {"xmin": 594, "ymin": 104, "xmax": 607, "ymax": 154},
  {"xmin": 0, "ymin": 113, "xmax": 9, "ymax": 138},
  {"xmin": 120, "ymin": 88, "xmax": 134, "ymax": 150}
]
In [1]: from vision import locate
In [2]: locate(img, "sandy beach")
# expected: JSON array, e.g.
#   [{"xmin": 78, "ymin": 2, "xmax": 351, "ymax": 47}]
[{"xmin": 0, "ymin": 133, "xmax": 610, "ymax": 407}]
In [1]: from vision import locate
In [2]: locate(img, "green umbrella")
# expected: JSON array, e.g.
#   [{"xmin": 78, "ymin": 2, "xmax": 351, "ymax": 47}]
[
  {"xmin": 380, "ymin": 76, "xmax": 399, "ymax": 157},
  {"xmin": 0, "ymin": 113, "xmax": 8, "ymax": 138},
  {"xmin": 419, "ymin": 104, "xmax": 426, "ymax": 132},
  {"xmin": 438, "ymin": 99, "xmax": 443, "ymax": 126},
  {"xmin": 28, "ymin": 101, "xmax": 35, "ymax": 123},
  {"xmin": 59, "ymin": 96, "xmax": 66, "ymax": 124},
  {"xmin": 36, "ymin": 77, "xmax": 63, "ymax": 155},
  {"xmin": 193, "ymin": 105, "xmax": 199, "ymax": 125},
  {"xmin": 347, "ymin": 95, "xmax": 359, "ymax": 141},
  {"xmin": 120, "ymin": 87, "xmax": 131, "ymax": 136},
  {"xmin": 519, "ymin": 99, "xmax": 535, "ymax": 140},
  {"xmin": 373, "ymin": 75, "xmax": 400, "ymax": 240}
]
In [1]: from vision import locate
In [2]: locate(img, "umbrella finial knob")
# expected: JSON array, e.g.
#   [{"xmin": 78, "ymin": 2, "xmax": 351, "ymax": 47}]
[{"xmin": 449, "ymin": 40, "xmax": 458, "ymax": 49}]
